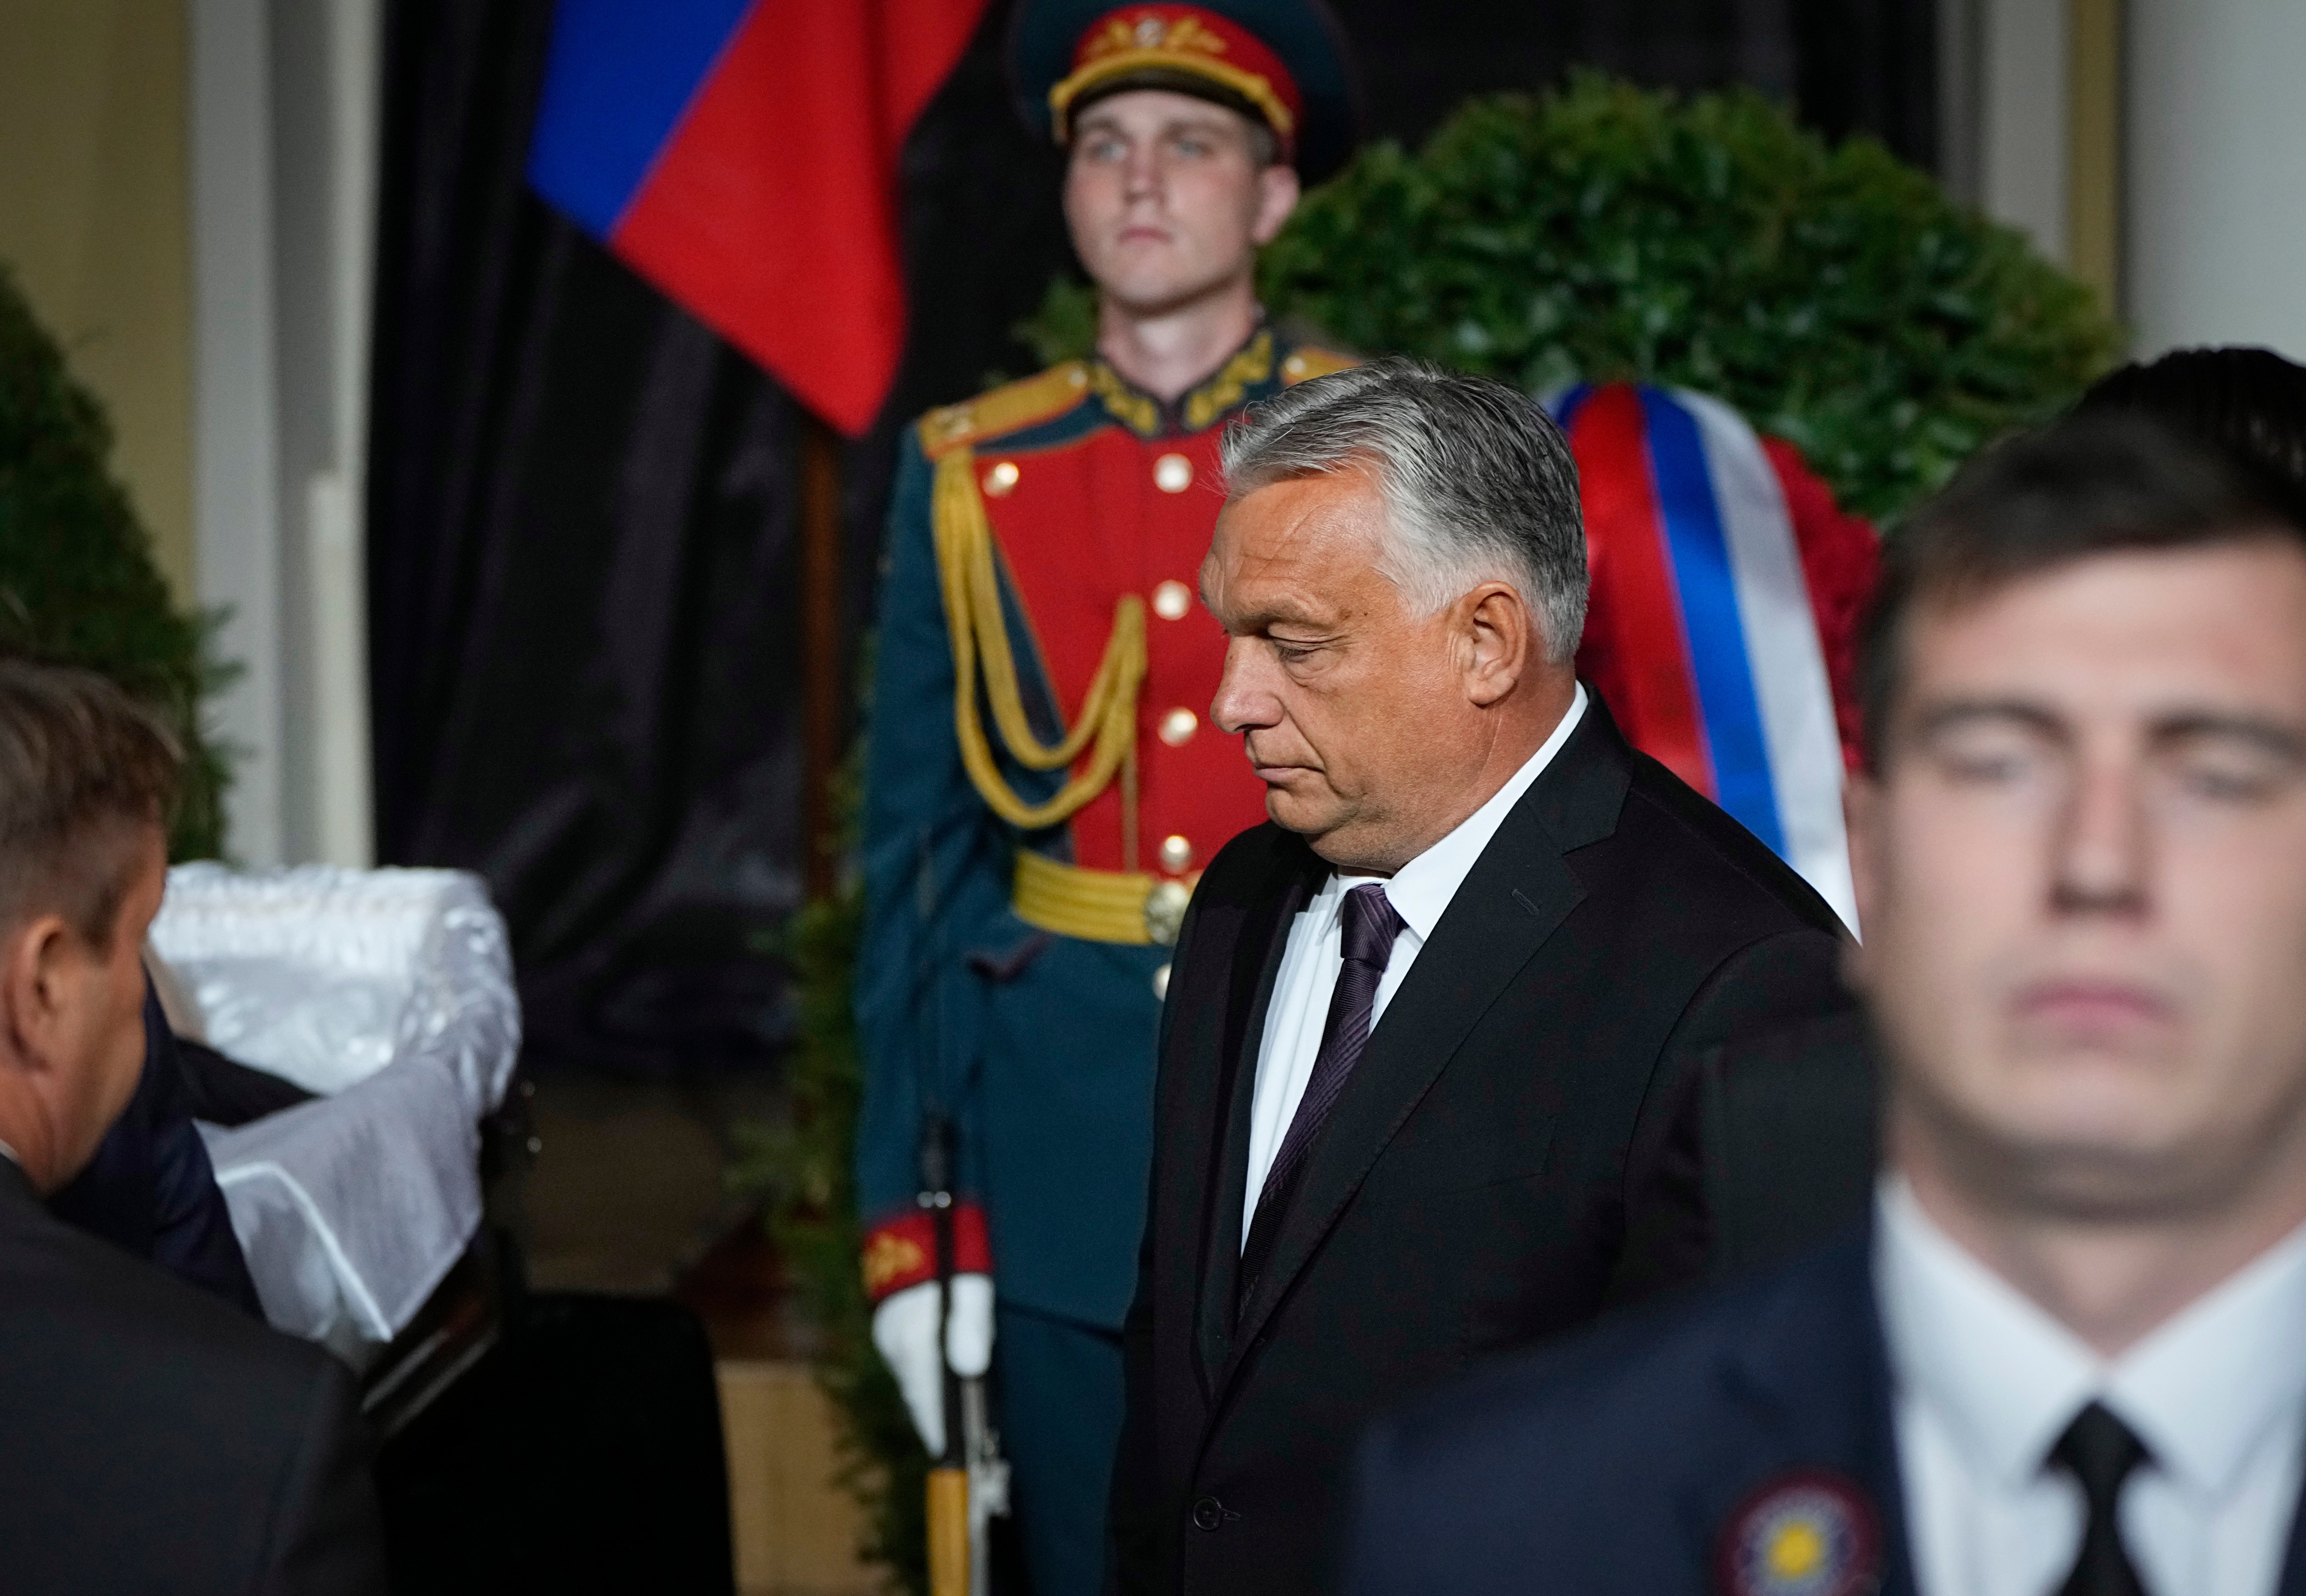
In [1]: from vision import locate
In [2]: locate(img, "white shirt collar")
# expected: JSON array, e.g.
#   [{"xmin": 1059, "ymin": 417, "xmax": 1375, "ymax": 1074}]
[
  {"xmin": 1878, "ymin": 1175, "xmax": 2306, "ymax": 1503},
  {"xmin": 1342, "ymin": 683, "xmax": 1587, "ymax": 937}
]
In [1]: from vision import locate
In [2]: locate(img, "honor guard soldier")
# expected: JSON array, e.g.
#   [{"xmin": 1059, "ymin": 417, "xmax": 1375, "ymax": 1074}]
[{"xmin": 850, "ymin": 4, "xmax": 1360, "ymax": 1591}]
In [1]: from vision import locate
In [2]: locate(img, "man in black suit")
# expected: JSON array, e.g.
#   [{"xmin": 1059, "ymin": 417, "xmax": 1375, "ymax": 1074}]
[
  {"xmin": 0, "ymin": 659, "xmax": 385, "ymax": 1594},
  {"xmin": 1106, "ymin": 358, "xmax": 1849, "ymax": 1594},
  {"xmin": 1346, "ymin": 415, "xmax": 2306, "ymax": 1596}
]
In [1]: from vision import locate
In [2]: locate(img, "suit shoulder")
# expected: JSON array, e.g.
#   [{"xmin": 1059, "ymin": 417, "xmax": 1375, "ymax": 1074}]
[
  {"xmin": 915, "ymin": 362, "xmax": 1094, "ymax": 459},
  {"xmin": 0, "ymin": 1199, "xmax": 333, "ymax": 1400},
  {"xmin": 1378, "ymin": 1232, "xmax": 1864, "ymax": 1475},
  {"xmin": 1616, "ymin": 754, "xmax": 1843, "ymax": 936}
]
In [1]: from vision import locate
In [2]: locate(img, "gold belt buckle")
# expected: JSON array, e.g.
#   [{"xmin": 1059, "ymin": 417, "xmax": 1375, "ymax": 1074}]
[{"xmin": 1143, "ymin": 879, "xmax": 1192, "ymax": 947}]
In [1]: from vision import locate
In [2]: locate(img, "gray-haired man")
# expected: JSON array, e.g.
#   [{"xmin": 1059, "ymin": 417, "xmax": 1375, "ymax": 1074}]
[{"xmin": 1105, "ymin": 359, "xmax": 1850, "ymax": 1595}]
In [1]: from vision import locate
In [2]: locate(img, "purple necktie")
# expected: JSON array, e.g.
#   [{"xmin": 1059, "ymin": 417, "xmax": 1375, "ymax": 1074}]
[{"xmin": 1240, "ymin": 883, "xmax": 1406, "ymax": 1309}]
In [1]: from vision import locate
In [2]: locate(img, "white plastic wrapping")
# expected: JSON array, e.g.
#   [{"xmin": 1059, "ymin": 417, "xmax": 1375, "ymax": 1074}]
[
  {"xmin": 150, "ymin": 863, "xmax": 520, "ymax": 1116},
  {"xmin": 151, "ymin": 864, "xmax": 521, "ymax": 1358}
]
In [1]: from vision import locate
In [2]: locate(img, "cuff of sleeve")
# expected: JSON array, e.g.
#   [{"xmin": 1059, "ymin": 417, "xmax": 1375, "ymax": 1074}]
[{"xmin": 862, "ymin": 1203, "xmax": 992, "ymax": 1302}]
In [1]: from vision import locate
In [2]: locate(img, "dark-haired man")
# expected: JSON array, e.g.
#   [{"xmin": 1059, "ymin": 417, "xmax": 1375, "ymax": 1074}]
[
  {"xmin": 0, "ymin": 659, "xmax": 384, "ymax": 1595},
  {"xmin": 1690, "ymin": 346, "xmax": 2306, "ymax": 1286},
  {"xmin": 1346, "ymin": 414, "xmax": 2306, "ymax": 1596}
]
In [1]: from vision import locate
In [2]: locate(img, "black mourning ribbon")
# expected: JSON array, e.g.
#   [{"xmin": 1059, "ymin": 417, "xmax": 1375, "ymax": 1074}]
[
  {"xmin": 2049, "ymin": 1400, "xmax": 2153, "ymax": 1596},
  {"xmin": 1237, "ymin": 883, "xmax": 1405, "ymax": 1319}
]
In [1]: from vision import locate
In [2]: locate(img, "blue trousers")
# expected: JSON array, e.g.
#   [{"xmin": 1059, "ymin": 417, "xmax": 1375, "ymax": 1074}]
[{"xmin": 993, "ymin": 1300, "xmax": 1125, "ymax": 1596}]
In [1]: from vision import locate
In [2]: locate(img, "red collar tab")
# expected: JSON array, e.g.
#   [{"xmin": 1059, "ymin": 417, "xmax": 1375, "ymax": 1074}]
[{"xmin": 1051, "ymin": 5, "xmax": 1302, "ymax": 153}]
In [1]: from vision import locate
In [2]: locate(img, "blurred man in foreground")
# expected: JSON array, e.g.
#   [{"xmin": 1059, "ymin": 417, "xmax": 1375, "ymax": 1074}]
[
  {"xmin": 1346, "ymin": 415, "xmax": 2306, "ymax": 1596},
  {"xmin": 0, "ymin": 659, "xmax": 384, "ymax": 1595}
]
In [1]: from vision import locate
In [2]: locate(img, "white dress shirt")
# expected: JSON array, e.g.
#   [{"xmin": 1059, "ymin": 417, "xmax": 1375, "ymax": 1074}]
[
  {"xmin": 1876, "ymin": 1176, "xmax": 2306, "ymax": 1596},
  {"xmin": 1240, "ymin": 685, "xmax": 1587, "ymax": 1246}
]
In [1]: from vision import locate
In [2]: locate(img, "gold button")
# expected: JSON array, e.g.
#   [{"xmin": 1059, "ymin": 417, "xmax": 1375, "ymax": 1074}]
[
  {"xmin": 1159, "ymin": 833, "xmax": 1194, "ymax": 873},
  {"xmin": 983, "ymin": 460, "xmax": 1020, "ymax": 496},
  {"xmin": 1158, "ymin": 707, "xmax": 1197, "ymax": 746},
  {"xmin": 1152, "ymin": 963, "xmax": 1171, "ymax": 1000},
  {"xmin": 1153, "ymin": 453, "xmax": 1193, "ymax": 493},
  {"xmin": 1152, "ymin": 579, "xmax": 1192, "ymax": 620}
]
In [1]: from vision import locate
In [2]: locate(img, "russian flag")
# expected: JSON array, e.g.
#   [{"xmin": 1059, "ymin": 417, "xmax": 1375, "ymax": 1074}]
[
  {"xmin": 1553, "ymin": 383, "xmax": 1858, "ymax": 933},
  {"xmin": 527, "ymin": 0, "xmax": 987, "ymax": 437}
]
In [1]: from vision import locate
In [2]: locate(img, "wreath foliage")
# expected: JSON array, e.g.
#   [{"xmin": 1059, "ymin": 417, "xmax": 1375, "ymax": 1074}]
[
  {"xmin": 1026, "ymin": 73, "xmax": 2121, "ymax": 521},
  {"xmin": 0, "ymin": 265, "xmax": 232, "ymax": 857}
]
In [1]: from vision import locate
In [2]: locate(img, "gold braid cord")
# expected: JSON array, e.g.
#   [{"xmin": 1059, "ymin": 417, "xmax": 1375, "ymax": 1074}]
[{"xmin": 933, "ymin": 446, "xmax": 1145, "ymax": 831}]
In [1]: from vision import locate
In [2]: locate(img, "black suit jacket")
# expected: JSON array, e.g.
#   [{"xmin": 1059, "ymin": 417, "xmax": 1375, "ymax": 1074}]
[
  {"xmin": 1696, "ymin": 1006, "xmax": 1879, "ymax": 1281},
  {"xmin": 0, "ymin": 1156, "xmax": 386, "ymax": 1594},
  {"xmin": 1344, "ymin": 1224, "xmax": 2306, "ymax": 1595},
  {"xmin": 1109, "ymin": 696, "xmax": 1849, "ymax": 1595},
  {"xmin": 49, "ymin": 981, "xmax": 265, "ymax": 1314}
]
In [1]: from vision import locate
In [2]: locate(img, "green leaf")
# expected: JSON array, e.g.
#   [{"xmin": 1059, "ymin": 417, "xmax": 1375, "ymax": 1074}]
[{"xmin": 0, "ymin": 262, "xmax": 233, "ymax": 858}]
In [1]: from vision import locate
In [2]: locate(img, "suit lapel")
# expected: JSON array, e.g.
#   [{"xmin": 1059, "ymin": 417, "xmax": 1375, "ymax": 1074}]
[
  {"xmin": 1221, "ymin": 702, "xmax": 1638, "ymax": 1378},
  {"xmin": 1715, "ymin": 1229, "xmax": 1920, "ymax": 1596},
  {"xmin": 1193, "ymin": 841, "xmax": 1324, "ymax": 1394},
  {"xmin": 1224, "ymin": 821, "xmax": 1582, "ymax": 1369}
]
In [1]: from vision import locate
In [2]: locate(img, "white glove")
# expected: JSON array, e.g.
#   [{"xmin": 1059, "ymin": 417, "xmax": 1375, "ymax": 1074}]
[{"xmin": 872, "ymin": 1273, "xmax": 995, "ymax": 1457}]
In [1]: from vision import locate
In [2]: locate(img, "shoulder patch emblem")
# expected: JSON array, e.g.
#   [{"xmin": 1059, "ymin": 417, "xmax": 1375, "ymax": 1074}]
[
  {"xmin": 919, "ymin": 361, "xmax": 1091, "ymax": 458},
  {"xmin": 1714, "ymin": 1471, "xmax": 1881, "ymax": 1596},
  {"xmin": 1280, "ymin": 345, "xmax": 1358, "ymax": 384}
]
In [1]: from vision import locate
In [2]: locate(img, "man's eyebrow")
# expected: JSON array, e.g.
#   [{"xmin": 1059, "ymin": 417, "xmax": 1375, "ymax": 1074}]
[
  {"xmin": 2147, "ymin": 711, "xmax": 2306, "ymax": 762},
  {"xmin": 1910, "ymin": 699, "xmax": 2306, "ymax": 763},
  {"xmin": 1076, "ymin": 110, "xmax": 1239, "ymax": 141},
  {"xmin": 1909, "ymin": 699, "xmax": 2067, "ymax": 741},
  {"xmin": 1204, "ymin": 592, "xmax": 1327, "ymax": 634}
]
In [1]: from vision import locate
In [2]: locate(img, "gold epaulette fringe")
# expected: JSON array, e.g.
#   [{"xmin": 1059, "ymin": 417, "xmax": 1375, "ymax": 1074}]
[{"xmin": 932, "ymin": 445, "xmax": 1145, "ymax": 832}]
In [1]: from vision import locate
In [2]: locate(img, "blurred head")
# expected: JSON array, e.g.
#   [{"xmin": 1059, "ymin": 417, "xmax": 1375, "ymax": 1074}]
[
  {"xmin": 0, "ymin": 660, "xmax": 178, "ymax": 1193},
  {"xmin": 1848, "ymin": 415, "xmax": 2306, "ymax": 1229},
  {"xmin": 1203, "ymin": 358, "xmax": 1586, "ymax": 871},
  {"xmin": 1062, "ymin": 87, "xmax": 1298, "ymax": 319},
  {"xmin": 2076, "ymin": 345, "xmax": 2306, "ymax": 500}
]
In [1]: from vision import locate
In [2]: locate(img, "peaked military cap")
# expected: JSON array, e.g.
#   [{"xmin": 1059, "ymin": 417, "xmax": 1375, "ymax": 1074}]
[{"xmin": 1011, "ymin": 0, "xmax": 1362, "ymax": 184}]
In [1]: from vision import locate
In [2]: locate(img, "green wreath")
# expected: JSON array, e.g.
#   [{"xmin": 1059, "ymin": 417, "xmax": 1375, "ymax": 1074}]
[{"xmin": 1025, "ymin": 71, "xmax": 2120, "ymax": 521}]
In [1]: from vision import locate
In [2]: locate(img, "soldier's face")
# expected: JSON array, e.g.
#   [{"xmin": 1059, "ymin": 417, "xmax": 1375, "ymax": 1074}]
[
  {"xmin": 1064, "ymin": 90, "xmax": 1299, "ymax": 319},
  {"xmin": 1203, "ymin": 465, "xmax": 1502, "ymax": 872},
  {"xmin": 1850, "ymin": 540, "xmax": 2306, "ymax": 1231}
]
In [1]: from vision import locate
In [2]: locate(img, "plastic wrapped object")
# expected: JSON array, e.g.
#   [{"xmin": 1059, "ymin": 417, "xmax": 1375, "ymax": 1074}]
[{"xmin": 149, "ymin": 865, "xmax": 522, "ymax": 1362}]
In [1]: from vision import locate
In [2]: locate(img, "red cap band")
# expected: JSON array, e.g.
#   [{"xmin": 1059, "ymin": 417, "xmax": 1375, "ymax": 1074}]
[{"xmin": 1050, "ymin": 5, "xmax": 1303, "ymax": 152}]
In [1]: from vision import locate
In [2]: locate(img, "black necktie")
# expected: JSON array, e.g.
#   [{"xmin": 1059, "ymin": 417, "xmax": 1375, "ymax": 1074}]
[
  {"xmin": 2049, "ymin": 1401, "xmax": 2151, "ymax": 1596},
  {"xmin": 1238, "ymin": 883, "xmax": 1405, "ymax": 1312}
]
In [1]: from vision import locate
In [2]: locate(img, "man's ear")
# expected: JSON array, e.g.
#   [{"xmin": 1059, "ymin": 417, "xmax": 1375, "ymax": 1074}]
[
  {"xmin": 1251, "ymin": 161, "xmax": 1300, "ymax": 245},
  {"xmin": 2, "ymin": 913, "xmax": 77, "ymax": 1070},
  {"xmin": 1460, "ymin": 582, "xmax": 1531, "ymax": 708}
]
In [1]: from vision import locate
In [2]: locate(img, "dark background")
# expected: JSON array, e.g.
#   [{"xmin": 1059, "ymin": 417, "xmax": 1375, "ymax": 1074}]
[{"xmin": 366, "ymin": 0, "xmax": 1936, "ymax": 1077}]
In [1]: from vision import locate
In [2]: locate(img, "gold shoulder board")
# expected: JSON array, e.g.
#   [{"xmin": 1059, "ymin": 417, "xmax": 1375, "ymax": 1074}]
[
  {"xmin": 918, "ymin": 361, "xmax": 1092, "ymax": 459},
  {"xmin": 1279, "ymin": 345, "xmax": 1358, "ymax": 385}
]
